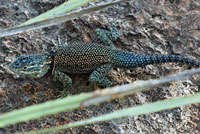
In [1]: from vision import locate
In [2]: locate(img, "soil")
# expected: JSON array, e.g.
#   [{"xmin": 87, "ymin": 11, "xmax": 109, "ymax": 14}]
[{"xmin": 0, "ymin": 0, "xmax": 200, "ymax": 133}]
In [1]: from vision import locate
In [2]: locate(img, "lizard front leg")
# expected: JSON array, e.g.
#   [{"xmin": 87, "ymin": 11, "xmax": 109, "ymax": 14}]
[
  {"xmin": 95, "ymin": 24, "xmax": 119, "ymax": 49},
  {"xmin": 89, "ymin": 64, "xmax": 113, "ymax": 87},
  {"xmin": 54, "ymin": 70, "xmax": 72, "ymax": 96}
]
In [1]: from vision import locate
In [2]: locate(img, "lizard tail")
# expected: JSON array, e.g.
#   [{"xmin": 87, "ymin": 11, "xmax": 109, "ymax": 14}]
[{"xmin": 112, "ymin": 50, "xmax": 200, "ymax": 68}]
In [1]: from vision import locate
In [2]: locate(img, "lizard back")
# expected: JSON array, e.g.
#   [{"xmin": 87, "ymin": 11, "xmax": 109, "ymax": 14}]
[{"xmin": 52, "ymin": 43, "xmax": 113, "ymax": 74}]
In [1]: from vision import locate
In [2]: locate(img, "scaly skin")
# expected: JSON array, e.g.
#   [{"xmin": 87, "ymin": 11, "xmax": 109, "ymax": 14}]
[{"xmin": 9, "ymin": 25, "xmax": 200, "ymax": 96}]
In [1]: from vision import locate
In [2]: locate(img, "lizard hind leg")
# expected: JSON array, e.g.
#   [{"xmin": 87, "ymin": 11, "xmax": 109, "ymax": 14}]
[
  {"xmin": 89, "ymin": 64, "xmax": 113, "ymax": 88},
  {"xmin": 54, "ymin": 70, "xmax": 72, "ymax": 96},
  {"xmin": 95, "ymin": 24, "xmax": 119, "ymax": 49}
]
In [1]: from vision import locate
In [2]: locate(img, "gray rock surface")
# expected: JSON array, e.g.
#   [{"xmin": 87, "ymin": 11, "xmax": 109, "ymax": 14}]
[{"xmin": 0, "ymin": 0, "xmax": 200, "ymax": 133}]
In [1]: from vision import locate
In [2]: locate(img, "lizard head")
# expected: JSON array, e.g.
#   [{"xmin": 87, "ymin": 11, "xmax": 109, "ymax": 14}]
[{"xmin": 9, "ymin": 54, "xmax": 51, "ymax": 78}]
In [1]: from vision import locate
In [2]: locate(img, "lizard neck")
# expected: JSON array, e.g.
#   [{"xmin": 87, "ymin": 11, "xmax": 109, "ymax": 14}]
[
  {"xmin": 39, "ymin": 51, "xmax": 54, "ymax": 77},
  {"xmin": 31, "ymin": 53, "xmax": 52, "ymax": 78},
  {"xmin": 25, "ymin": 53, "xmax": 53, "ymax": 78},
  {"xmin": 47, "ymin": 50, "xmax": 56, "ymax": 75}
]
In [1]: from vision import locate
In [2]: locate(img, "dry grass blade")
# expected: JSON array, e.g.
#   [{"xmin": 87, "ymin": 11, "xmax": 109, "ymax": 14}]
[
  {"xmin": 1, "ymin": 68, "xmax": 200, "ymax": 129},
  {"xmin": 0, "ymin": 0, "xmax": 128, "ymax": 38},
  {"xmin": 82, "ymin": 68, "xmax": 200, "ymax": 106}
]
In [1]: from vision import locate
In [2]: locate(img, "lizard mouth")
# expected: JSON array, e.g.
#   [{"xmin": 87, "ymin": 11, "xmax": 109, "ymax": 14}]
[
  {"xmin": 9, "ymin": 63, "xmax": 41, "ymax": 78},
  {"xmin": 9, "ymin": 64, "xmax": 19, "ymax": 73}
]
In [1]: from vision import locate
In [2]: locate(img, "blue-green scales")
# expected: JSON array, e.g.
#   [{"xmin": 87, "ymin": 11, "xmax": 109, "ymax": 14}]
[{"xmin": 9, "ymin": 25, "xmax": 200, "ymax": 95}]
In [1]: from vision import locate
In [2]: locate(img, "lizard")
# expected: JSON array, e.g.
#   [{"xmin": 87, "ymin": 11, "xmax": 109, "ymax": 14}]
[{"xmin": 9, "ymin": 25, "xmax": 200, "ymax": 95}]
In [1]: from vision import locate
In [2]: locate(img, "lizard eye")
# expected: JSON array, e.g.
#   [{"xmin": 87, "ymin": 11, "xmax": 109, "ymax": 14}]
[
  {"xmin": 23, "ymin": 66, "xmax": 27, "ymax": 70},
  {"xmin": 22, "ymin": 57, "xmax": 26, "ymax": 60}
]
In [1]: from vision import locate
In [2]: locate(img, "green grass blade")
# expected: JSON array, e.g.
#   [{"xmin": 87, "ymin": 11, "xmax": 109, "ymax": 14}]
[
  {"xmin": 1, "ymin": 68, "xmax": 199, "ymax": 129},
  {"xmin": 20, "ymin": 0, "xmax": 94, "ymax": 26},
  {"xmin": 0, "ymin": 0, "xmax": 127, "ymax": 38},
  {"xmin": 0, "ymin": 93, "xmax": 92, "ymax": 127},
  {"xmin": 21, "ymin": 92, "xmax": 200, "ymax": 134}
]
